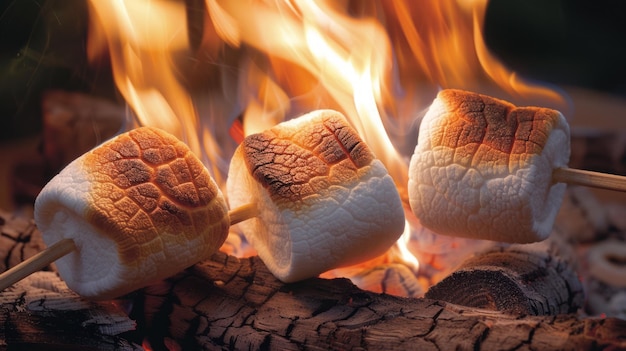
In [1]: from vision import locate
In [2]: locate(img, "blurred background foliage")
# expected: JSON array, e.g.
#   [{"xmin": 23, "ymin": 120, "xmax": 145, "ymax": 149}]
[{"xmin": 1, "ymin": 0, "xmax": 625, "ymax": 141}]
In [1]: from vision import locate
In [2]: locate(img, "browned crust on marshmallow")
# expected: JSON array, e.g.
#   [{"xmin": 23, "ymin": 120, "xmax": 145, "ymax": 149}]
[
  {"xmin": 83, "ymin": 127, "xmax": 229, "ymax": 266},
  {"xmin": 241, "ymin": 112, "xmax": 374, "ymax": 203},
  {"xmin": 432, "ymin": 89, "xmax": 563, "ymax": 167}
]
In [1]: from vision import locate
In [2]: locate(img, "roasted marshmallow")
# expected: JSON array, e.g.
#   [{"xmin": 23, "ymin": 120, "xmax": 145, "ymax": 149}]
[
  {"xmin": 35, "ymin": 127, "xmax": 230, "ymax": 299},
  {"xmin": 409, "ymin": 89, "xmax": 570, "ymax": 243},
  {"xmin": 227, "ymin": 109, "xmax": 405, "ymax": 282}
]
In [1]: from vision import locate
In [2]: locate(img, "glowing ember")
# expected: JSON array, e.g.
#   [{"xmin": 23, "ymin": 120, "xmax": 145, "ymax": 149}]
[{"xmin": 86, "ymin": 0, "xmax": 568, "ymax": 296}]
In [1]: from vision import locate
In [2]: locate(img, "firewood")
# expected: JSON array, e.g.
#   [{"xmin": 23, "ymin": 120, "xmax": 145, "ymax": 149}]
[
  {"xmin": 0, "ymin": 210, "xmax": 48, "ymax": 273},
  {"xmin": 0, "ymin": 210, "xmax": 625, "ymax": 350},
  {"xmin": 138, "ymin": 252, "xmax": 625, "ymax": 351},
  {"xmin": 0, "ymin": 272, "xmax": 139, "ymax": 350},
  {"xmin": 424, "ymin": 234, "xmax": 585, "ymax": 315}
]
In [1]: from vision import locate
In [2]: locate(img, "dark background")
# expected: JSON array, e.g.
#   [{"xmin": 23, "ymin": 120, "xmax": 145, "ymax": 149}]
[
  {"xmin": 485, "ymin": 0, "xmax": 626, "ymax": 95},
  {"xmin": 1, "ymin": 0, "xmax": 625, "ymax": 141}
]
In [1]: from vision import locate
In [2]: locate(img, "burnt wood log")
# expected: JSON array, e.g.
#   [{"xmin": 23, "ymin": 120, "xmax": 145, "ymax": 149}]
[
  {"xmin": 2, "ymin": 211, "xmax": 625, "ymax": 350},
  {"xmin": 138, "ymin": 252, "xmax": 626, "ymax": 351},
  {"xmin": 425, "ymin": 233, "xmax": 585, "ymax": 316},
  {"xmin": 0, "ymin": 210, "xmax": 48, "ymax": 273},
  {"xmin": 0, "ymin": 271, "xmax": 139, "ymax": 350}
]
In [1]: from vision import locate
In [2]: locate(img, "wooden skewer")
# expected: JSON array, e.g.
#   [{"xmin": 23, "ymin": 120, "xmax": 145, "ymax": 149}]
[
  {"xmin": 228, "ymin": 203, "xmax": 258, "ymax": 226},
  {"xmin": 0, "ymin": 238, "xmax": 77, "ymax": 292},
  {"xmin": 553, "ymin": 167, "xmax": 626, "ymax": 192},
  {"xmin": 0, "ymin": 204, "xmax": 257, "ymax": 292}
]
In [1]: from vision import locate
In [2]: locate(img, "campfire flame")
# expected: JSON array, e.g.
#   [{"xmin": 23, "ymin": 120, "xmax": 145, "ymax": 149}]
[{"xmin": 86, "ymin": 0, "xmax": 567, "ymax": 296}]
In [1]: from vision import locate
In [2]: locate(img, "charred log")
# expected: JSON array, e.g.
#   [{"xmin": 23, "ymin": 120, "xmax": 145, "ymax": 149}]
[
  {"xmin": 0, "ymin": 272, "xmax": 139, "ymax": 350},
  {"xmin": 1, "ymin": 211, "xmax": 625, "ymax": 351},
  {"xmin": 0, "ymin": 210, "xmax": 48, "ymax": 273},
  {"xmin": 425, "ymin": 235, "xmax": 585, "ymax": 316},
  {"xmin": 138, "ymin": 252, "xmax": 625, "ymax": 351}
]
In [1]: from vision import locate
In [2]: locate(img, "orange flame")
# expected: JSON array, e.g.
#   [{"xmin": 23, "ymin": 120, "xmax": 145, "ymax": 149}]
[
  {"xmin": 87, "ymin": 0, "xmax": 226, "ymax": 183},
  {"xmin": 87, "ymin": 0, "xmax": 568, "ymax": 294}
]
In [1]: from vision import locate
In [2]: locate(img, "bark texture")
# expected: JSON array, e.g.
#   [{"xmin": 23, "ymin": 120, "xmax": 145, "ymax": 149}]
[
  {"xmin": 0, "ymin": 271, "xmax": 139, "ymax": 350},
  {"xmin": 425, "ymin": 236, "xmax": 585, "ymax": 316},
  {"xmin": 139, "ymin": 252, "xmax": 626, "ymax": 351},
  {"xmin": 0, "ymin": 210, "xmax": 47, "ymax": 273},
  {"xmin": 1, "ymin": 211, "xmax": 625, "ymax": 351}
]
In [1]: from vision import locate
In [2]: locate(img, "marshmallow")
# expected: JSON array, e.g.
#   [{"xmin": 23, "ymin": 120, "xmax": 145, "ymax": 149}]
[
  {"xmin": 227, "ymin": 109, "xmax": 405, "ymax": 282},
  {"xmin": 409, "ymin": 89, "xmax": 570, "ymax": 243},
  {"xmin": 35, "ymin": 127, "xmax": 230, "ymax": 299}
]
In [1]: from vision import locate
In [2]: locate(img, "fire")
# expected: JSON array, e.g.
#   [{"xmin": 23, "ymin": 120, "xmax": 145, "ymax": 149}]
[
  {"xmin": 87, "ymin": 0, "xmax": 226, "ymax": 183},
  {"xmin": 86, "ymin": 0, "xmax": 567, "ymax": 296}
]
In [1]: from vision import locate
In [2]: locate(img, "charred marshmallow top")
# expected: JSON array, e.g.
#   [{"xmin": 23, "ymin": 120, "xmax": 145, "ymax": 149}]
[{"xmin": 409, "ymin": 89, "xmax": 570, "ymax": 243}]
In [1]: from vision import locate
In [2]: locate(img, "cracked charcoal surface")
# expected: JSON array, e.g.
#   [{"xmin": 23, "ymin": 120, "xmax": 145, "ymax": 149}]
[
  {"xmin": 0, "ymin": 210, "xmax": 46, "ymax": 272},
  {"xmin": 0, "ymin": 210, "xmax": 624, "ymax": 350},
  {"xmin": 139, "ymin": 251, "xmax": 625, "ymax": 351},
  {"xmin": 426, "ymin": 235, "xmax": 585, "ymax": 316}
]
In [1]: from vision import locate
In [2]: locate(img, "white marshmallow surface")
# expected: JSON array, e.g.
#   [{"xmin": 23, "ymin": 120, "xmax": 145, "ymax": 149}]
[
  {"xmin": 409, "ymin": 90, "xmax": 571, "ymax": 243},
  {"xmin": 227, "ymin": 110, "xmax": 405, "ymax": 282}
]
